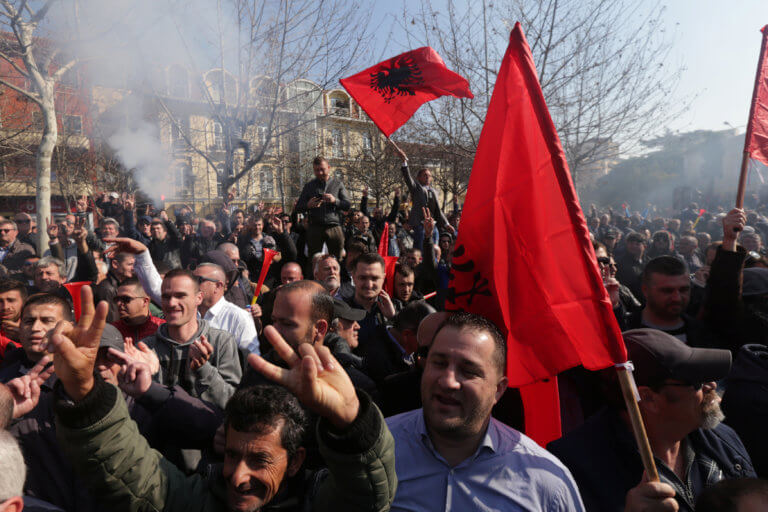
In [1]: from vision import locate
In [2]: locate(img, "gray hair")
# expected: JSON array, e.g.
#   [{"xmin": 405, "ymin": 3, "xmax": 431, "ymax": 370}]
[
  {"xmin": 0, "ymin": 220, "xmax": 17, "ymax": 230},
  {"xmin": 0, "ymin": 430, "xmax": 25, "ymax": 501},
  {"xmin": 36, "ymin": 256, "xmax": 65, "ymax": 276},
  {"xmin": 196, "ymin": 262, "xmax": 226, "ymax": 283},
  {"xmin": 100, "ymin": 217, "xmax": 119, "ymax": 228}
]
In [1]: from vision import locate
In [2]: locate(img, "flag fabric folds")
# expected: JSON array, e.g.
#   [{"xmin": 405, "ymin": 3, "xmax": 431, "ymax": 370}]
[
  {"xmin": 340, "ymin": 47, "xmax": 473, "ymax": 137},
  {"xmin": 746, "ymin": 26, "xmax": 768, "ymax": 167},
  {"xmin": 378, "ymin": 222, "xmax": 398, "ymax": 295},
  {"xmin": 445, "ymin": 22, "xmax": 627, "ymax": 445}
]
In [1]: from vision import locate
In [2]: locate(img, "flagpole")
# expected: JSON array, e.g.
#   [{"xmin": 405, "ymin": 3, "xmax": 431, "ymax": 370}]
[
  {"xmin": 736, "ymin": 26, "xmax": 768, "ymax": 209},
  {"xmin": 616, "ymin": 364, "xmax": 660, "ymax": 482},
  {"xmin": 387, "ymin": 136, "xmax": 407, "ymax": 161}
]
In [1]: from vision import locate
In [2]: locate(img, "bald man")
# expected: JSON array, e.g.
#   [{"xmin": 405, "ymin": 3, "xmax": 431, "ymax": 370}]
[
  {"xmin": 280, "ymin": 262, "xmax": 303, "ymax": 284},
  {"xmin": 193, "ymin": 263, "xmax": 259, "ymax": 354}
]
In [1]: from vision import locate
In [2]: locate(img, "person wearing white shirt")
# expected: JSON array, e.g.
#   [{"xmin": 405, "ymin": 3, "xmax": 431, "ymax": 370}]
[{"xmin": 128, "ymin": 243, "xmax": 259, "ymax": 355}]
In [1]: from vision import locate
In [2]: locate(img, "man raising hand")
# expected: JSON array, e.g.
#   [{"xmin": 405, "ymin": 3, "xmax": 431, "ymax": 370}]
[{"xmin": 47, "ymin": 286, "xmax": 396, "ymax": 512}]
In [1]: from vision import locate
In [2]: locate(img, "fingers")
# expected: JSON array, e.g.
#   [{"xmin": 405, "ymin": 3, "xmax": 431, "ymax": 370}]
[
  {"xmin": 137, "ymin": 341, "xmax": 151, "ymax": 353},
  {"xmin": 27, "ymin": 355, "xmax": 52, "ymax": 379},
  {"xmin": 78, "ymin": 285, "xmax": 96, "ymax": 329},
  {"xmin": 298, "ymin": 343, "xmax": 324, "ymax": 372},
  {"xmin": 107, "ymin": 347, "xmax": 132, "ymax": 365},
  {"xmin": 263, "ymin": 326, "xmax": 300, "ymax": 367},
  {"xmin": 247, "ymin": 353, "xmax": 289, "ymax": 384},
  {"xmin": 85, "ymin": 301, "xmax": 109, "ymax": 350},
  {"xmin": 315, "ymin": 344, "xmax": 336, "ymax": 372}
]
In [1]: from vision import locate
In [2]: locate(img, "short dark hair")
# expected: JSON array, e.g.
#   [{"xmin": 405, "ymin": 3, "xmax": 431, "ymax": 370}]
[
  {"xmin": 642, "ymin": 256, "xmax": 688, "ymax": 285},
  {"xmin": 163, "ymin": 268, "xmax": 199, "ymax": 291},
  {"xmin": 312, "ymin": 156, "xmax": 328, "ymax": 166},
  {"xmin": 276, "ymin": 280, "xmax": 334, "ymax": 323},
  {"xmin": 117, "ymin": 277, "xmax": 147, "ymax": 297},
  {"xmin": 225, "ymin": 385, "xmax": 309, "ymax": 464},
  {"xmin": 352, "ymin": 252, "xmax": 385, "ymax": 272},
  {"xmin": 21, "ymin": 293, "xmax": 72, "ymax": 322},
  {"xmin": 345, "ymin": 240, "xmax": 368, "ymax": 255},
  {"xmin": 696, "ymin": 478, "xmax": 768, "ymax": 512},
  {"xmin": 392, "ymin": 300, "xmax": 436, "ymax": 332},
  {"xmin": 0, "ymin": 279, "xmax": 27, "ymax": 300},
  {"xmin": 626, "ymin": 232, "xmax": 646, "ymax": 244},
  {"xmin": 436, "ymin": 312, "xmax": 506, "ymax": 376},
  {"xmin": 395, "ymin": 263, "xmax": 414, "ymax": 278},
  {"xmin": 112, "ymin": 252, "xmax": 135, "ymax": 265}
]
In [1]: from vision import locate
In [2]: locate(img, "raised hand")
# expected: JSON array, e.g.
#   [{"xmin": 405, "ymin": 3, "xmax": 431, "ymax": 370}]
[
  {"xmin": 422, "ymin": 207, "xmax": 435, "ymax": 239},
  {"xmin": 102, "ymin": 237, "xmax": 149, "ymax": 258},
  {"xmin": 117, "ymin": 361, "xmax": 153, "ymax": 398},
  {"xmin": 46, "ymin": 216, "xmax": 59, "ymax": 240},
  {"xmin": 159, "ymin": 210, "xmax": 169, "ymax": 222},
  {"xmin": 189, "ymin": 335, "xmax": 213, "ymax": 371},
  {"xmin": 75, "ymin": 196, "xmax": 88, "ymax": 213},
  {"xmin": 247, "ymin": 325, "xmax": 360, "ymax": 429},
  {"xmin": 269, "ymin": 215, "xmax": 284, "ymax": 234},
  {"xmin": 722, "ymin": 208, "xmax": 746, "ymax": 242},
  {"xmin": 46, "ymin": 286, "xmax": 108, "ymax": 401},
  {"xmin": 378, "ymin": 289, "xmax": 396, "ymax": 319},
  {"xmin": 113, "ymin": 337, "xmax": 160, "ymax": 375},
  {"xmin": 124, "ymin": 193, "xmax": 135, "ymax": 211},
  {"xmin": 7, "ymin": 355, "xmax": 54, "ymax": 418}
]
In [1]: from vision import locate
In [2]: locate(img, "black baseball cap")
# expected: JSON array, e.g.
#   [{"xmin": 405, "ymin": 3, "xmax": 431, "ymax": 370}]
[
  {"xmin": 742, "ymin": 268, "xmax": 768, "ymax": 297},
  {"xmin": 623, "ymin": 329, "xmax": 731, "ymax": 386},
  {"xmin": 332, "ymin": 299, "xmax": 366, "ymax": 322},
  {"xmin": 99, "ymin": 324, "xmax": 125, "ymax": 353}
]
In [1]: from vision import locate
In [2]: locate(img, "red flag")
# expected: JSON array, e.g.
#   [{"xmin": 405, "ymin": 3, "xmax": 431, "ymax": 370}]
[
  {"xmin": 446, "ymin": 23, "xmax": 627, "ymax": 446},
  {"xmin": 378, "ymin": 222, "xmax": 390, "ymax": 256},
  {"xmin": 251, "ymin": 249, "xmax": 279, "ymax": 305},
  {"xmin": 63, "ymin": 281, "xmax": 90, "ymax": 321},
  {"xmin": 745, "ymin": 26, "xmax": 768, "ymax": 167},
  {"xmin": 340, "ymin": 47, "xmax": 473, "ymax": 137}
]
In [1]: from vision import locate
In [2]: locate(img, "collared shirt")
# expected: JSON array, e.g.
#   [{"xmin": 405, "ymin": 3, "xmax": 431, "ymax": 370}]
[
  {"xmin": 200, "ymin": 297, "xmax": 259, "ymax": 355},
  {"xmin": 656, "ymin": 439, "xmax": 724, "ymax": 511},
  {"xmin": 386, "ymin": 409, "xmax": 585, "ymax": 512}
]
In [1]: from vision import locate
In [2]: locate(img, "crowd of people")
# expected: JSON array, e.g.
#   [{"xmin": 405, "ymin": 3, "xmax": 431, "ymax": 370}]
[{"xmin": 0, "ymin": 154, "xmax": 766, "ymax": 511}]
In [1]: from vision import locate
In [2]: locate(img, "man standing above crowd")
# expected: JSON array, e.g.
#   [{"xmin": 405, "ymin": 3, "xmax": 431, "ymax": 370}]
[
  {"xmin": 148, "ymin": 214, "xmax": 183, "ymax": 270},
  {"xmin": 387, "ymin": 312, "xmax": 584, "ymax": 511},
  {"xmin": 616, "ymin": 232, "xmax": 648, "ymax": 300},
  {"xmin": 396, "ymin": 148, "xmax": 453, "ymax": 251},
  {"xmin": 295, "ymin": 156, "xmax": 350, "ymax": 260},
  {"xmin": 0, "ymin": 220, "xmax": 35, "ymax": 273}
]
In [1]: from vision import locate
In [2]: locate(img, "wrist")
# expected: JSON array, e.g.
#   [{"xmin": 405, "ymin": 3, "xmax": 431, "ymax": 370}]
[
  {"xmin": 66, "ymin": 376, "xmax": 95, "ymax": 402},
  {"xmin": 328, "ymin": 395, "xmax": 360, "ymax": 430}
]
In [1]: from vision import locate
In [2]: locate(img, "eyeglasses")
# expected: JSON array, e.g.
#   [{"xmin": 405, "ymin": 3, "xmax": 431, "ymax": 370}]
[
  {"xmin": 113, "ymin": 296, "xmax": 143, "ymax": 304},
  {"xmin": 596, "ymin": 257, "xmax": 617, "ymax": 267},
  {"xmin": 662, "ymin": 380, "xmax": 703, "ymax": 391},
  {"xmin": 0, "ymin": 229, "xmax": 14, "ymax": 233},
  {"xmin": 196, "ymin": 275, "xmax": 221, "ymax": 285}
]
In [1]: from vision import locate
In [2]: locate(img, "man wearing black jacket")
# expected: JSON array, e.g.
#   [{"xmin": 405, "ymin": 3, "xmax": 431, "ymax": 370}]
[{"xmin": 295, "ymin": 156, "xmax": 350, "ymax": 260}]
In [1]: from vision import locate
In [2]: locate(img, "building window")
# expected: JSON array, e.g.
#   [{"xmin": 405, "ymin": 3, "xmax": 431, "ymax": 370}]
[
  {"xmin": 176, "ymin": 163, "xmax": 194, "ymax": 197},
  {"xmin": 213, "ymin": 122, "xmax": 224, "ymax": 150},
  {"xmin": 362, "ymin": 132, "xmax": 372, "ymax": 151},
  {"xmin": 260, "ymin": 168, "xmax": 274, "ymax": 198},
  {"xmin": 171, "ymin": 116, "xmax": 189, "ymax": 149},
  {"xmin": 63, "ymin": 115, "xmax": 82, "ymax": 135},
  {"xmin": 331, "ymin": 129, "xmax": 343, "ymax": 158},
  {"xmin": 329, "ymin": 95, "xmax": 349, "ymax": 116}
]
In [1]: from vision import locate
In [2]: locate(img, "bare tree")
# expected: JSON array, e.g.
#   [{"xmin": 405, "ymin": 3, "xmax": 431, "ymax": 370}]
[
  {"xmin": 345, "ymin": 125, "xmax": 401, "ymax": 208},
  {"xmin": 152, "ymin": 0, "xmax": 374, "ymax": 204},
  {"xmin": 400, "ymin": 0, "xmax": 686, "ymax": 192},
  {"xmin": 0, "ymin": 0, "xmax": 83, "ymax": 248}
]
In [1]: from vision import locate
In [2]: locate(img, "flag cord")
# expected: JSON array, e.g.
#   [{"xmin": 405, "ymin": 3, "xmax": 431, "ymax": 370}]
[{"xmin": 616, "ymin": 365, "xmax": 660, "ymax": 482}]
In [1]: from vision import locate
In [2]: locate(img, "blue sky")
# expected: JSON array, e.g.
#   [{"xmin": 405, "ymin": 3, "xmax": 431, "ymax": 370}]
[{"xmin": 372, "ymin": 1, "xmax": 768, "ymax": 134}]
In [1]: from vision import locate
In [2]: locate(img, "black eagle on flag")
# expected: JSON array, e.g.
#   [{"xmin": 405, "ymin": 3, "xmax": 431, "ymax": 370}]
[{"xmin": 369, "ymin": 56, "xmax": 424, "ymax": 103}]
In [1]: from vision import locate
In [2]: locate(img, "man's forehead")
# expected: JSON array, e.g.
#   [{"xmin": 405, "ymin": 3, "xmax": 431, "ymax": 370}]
[
  {"xmin": 23, "ymin": 303, "xmax": 65, "ymax": 319},
  {"xmin": 162, "ymin": 275, "xmax": 196, "ymax": 291},
  {"xmin": 431, "ymin": 326, "xmax": 494, "ymax": 359},
  {"xmin": 0, "ymin": 290, "xmax": 22, "ymax": 299},
  {"xmin": 649, "ymin": 273, "xmax": 689, "ymax": 286},
  {"xmin": 354, "ymin": 263, "xmax": 384, "ymax": 276}
]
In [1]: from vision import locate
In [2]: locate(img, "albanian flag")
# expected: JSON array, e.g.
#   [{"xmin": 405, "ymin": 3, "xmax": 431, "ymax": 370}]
[
  {"xmin": 340, "ymin": 47, "xmax": 473, "ymax": 137},
  {"xmin": 745, "ymin": 26, "xmax": 768, "ymax": 167},
  {"xmin": 446, "ymin": 23, "xmax": 627, "ymax": 445}
]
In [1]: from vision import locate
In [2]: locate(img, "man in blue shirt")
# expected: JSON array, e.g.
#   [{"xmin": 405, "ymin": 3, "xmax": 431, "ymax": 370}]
[{"xmin": 386, "ymin": 312, "xmax": 584, "ymax": 511}]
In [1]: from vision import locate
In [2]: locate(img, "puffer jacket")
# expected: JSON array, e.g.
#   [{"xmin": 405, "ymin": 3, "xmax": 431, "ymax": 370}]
[
  {"xmin": 142, "ymin": 319, "xmax": 241, "ymax": 409},
  {"xmin": 54, "ymin": 379, "xmax": 397, "ymax": 512}
]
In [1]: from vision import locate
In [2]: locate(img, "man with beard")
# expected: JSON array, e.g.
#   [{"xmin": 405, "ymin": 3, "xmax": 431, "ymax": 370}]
[
  {"xmin": 549, "ymin": 329, "xmax": 755, "ymax": 512},
  {"xmin": 386, "ymin": 312, "xmax": 584, "ymax": 511},
  {"xmin": 0, "ymin": 279, "xmax": 25, "ymax": 359},
  {"xmin": 313, "ymin": 254, "xmax": 353, "ymax": 300}
]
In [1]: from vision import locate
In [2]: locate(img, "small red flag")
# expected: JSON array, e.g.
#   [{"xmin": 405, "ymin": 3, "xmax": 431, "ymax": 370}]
[
  {"xmin": 446, "ymin": 23, "xmax": 627, "ymax": 446},
  {"xmin": 251, "ymin": 249, "xmax": 279, "ymax": 305},
  {"xmin": 340, "ymin": 47, "xmax": 473, "ymax": 137},
  {"xmin": 746, "ymin": 26, "xmax": 768, "ymax": 167}
]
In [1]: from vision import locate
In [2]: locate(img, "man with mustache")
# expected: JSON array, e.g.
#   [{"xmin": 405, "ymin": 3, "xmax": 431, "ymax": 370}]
[{"xmin": 549, "ymin": 329, "xmax": 756, "ymax": 512}]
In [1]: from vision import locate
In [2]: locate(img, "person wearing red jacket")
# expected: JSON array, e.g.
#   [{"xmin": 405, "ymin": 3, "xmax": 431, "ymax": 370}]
[{"xmin": 111, "ymin": 277, "xmax": 164, "ymax": 342}]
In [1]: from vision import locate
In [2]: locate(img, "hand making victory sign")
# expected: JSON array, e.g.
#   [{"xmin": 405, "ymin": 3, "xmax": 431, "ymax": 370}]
[
  {"xmin": 45, "ymin": 285, "xmax": 108, "ymax": 401},
  {"xmin": 247, "ymin": 325, "xmax": 360, "ymax": 429}
]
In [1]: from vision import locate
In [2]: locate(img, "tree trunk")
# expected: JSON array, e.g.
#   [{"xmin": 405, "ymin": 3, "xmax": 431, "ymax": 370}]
[{"xmin": 36, "ymin": 86, "xmax": 57, "ymax": 250}]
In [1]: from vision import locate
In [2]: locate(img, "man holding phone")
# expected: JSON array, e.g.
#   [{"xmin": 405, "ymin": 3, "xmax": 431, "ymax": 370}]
[{"xmin": 295, "ymin": 156, "xmax": 351, "ymax": 261}]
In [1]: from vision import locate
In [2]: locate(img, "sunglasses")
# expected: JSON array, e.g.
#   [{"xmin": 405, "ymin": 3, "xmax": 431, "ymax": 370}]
[
  {"xmin": 662, "ymin": 380, "xmax": 703, "ymax": 391},
  {"xmin": 0, "ymin": 229, "xmax": 14, "ymax": 233},
  {"xmin": 596, "ymin": 257, "xmax": 617, "ymax": 267},
  {"xmin": 113, "ymin": 296, "xmax": 143, "ymax": 304},
  {"xmin": 197, "ymin": 275, "xmax": 221, "ymax": 285}
]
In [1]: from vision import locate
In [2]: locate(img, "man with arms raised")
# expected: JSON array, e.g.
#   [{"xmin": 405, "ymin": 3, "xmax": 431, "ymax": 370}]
[
  {"xmin": 46, "ymin": 287, "xmax": 396, "ymax": 512},
  {"xmin": 387, "ymin": 312, "xmax": 584, "ymax": 511}
]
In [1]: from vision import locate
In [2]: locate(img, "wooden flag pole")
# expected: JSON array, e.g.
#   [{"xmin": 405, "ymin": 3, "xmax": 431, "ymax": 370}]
[
  {"xmin": 387, "ymin": 136, "xmax": 407, "ymax": 161},
  {"xmin": 736, "ymin": 26, "xmax": 768, "ymax": 209},
  {"xmin": 616, "ymin": 363, "xmax": 660, "ymax": 482}
]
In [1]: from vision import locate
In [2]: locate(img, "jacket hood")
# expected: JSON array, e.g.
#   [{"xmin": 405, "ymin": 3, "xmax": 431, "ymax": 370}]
[
  {"xmin": 728, "ymin": 344, "xmax": 768, "ymax": 385},
  {"xmin": 155, "ymin": 319, "xmax": 210, "ymax": 346}
]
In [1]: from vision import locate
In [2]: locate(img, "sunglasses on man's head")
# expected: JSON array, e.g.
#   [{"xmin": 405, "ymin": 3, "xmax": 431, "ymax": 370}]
[{"xmin": 197, "ymin": 275, "xmax": 220, "ymax": 285}]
